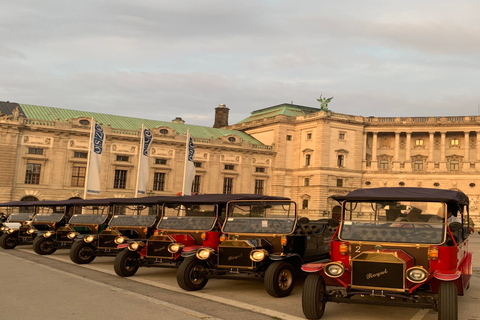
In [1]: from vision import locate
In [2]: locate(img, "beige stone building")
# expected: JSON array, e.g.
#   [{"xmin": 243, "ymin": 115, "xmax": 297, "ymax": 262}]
[{"xmin": 1, "ymin": 101, "xmax": 479, "ymax": 220}]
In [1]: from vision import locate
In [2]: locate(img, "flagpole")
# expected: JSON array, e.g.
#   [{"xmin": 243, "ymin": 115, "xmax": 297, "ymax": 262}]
[
  {"xmin": 83, "ymin": 118, "xmax": 95, "ymax": 199},
  {"xmin": 134, "ymin": 124, "xmax": 145, "ymax": 198}
]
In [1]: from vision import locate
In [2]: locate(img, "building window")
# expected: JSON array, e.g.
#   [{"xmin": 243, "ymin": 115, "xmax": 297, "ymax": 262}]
[
  {"xmin": 194, "ymin": 162, "xmax": 202, "ymax": 168},
  {"xmin": 223, "ymin": 177, "xmax": 233, "ymax": 194},
  {"xmin": 116, "ymin": 155, "xmax": 129, "ymax": 162},
  {"xmin": 379, "ymin": 160, "xmax": 389, "ymax": 170},
  {"xmin": 25, "ymin": 163, "xmax": 41, "ymax": 184},
  {"xmin": 306, "ymin": 133, "xmax": 312, "ymax": 140},
  {"xmin": 305, "ymin": 154, "xmax": 311, "ymax": 166},
  {"xmin": 304, "ymin": 178, "xmax": 310, "ymax": 186},
  {"xmin": 302, "ymin": 199, "xmax": 309, "ymax": 209},
  {"xmin": 450, "ymin": 160, "xmax": 459, "ymax": 171},
  {"xmin": 114, "ymin": 169, "xmax": 127, "ymax": 189},
  {"xmin": 192, "ymin": 175, "xmax": 201, "ymax": 193},
  {"xmin": 255, "ymin": 167, "xmax": 265, "ymax": 173},
  {"xmin": 79, "ymin": 119, "xmax": 90, "ymax": 126},
  {"xmin": 286, "ymin": 135, "xmax": 292, "ymax": 141},
  {"xmin": 471, "ymin": 163, "xmax": 475, "ymax": 169},
  {"xmin": 28, "ymin": 147, "xmax": 43, "ymax": 155},
  {"xmin": 153, "ymin": 172, "xmax": 165, "ymax": 191},
  {"xmin": 400, "ymin": 163, "xmax": 405, "ymax": 169},
  {"xmin": 451, "ymin": 139, "xmax": 459, "ymax": 146},
  {"xmin": 339, "ymin": 132, "xmax": 345, "ymax": 140},
  {"xmin": 71, "ymin": 166, "xmax": 86, "ymax": 187},
  {"xmin": 159, "ymin": 129, "xmax": 169, "ymax": 134},
  {"xmin": 337, "ymin": 155, "xmax": 344, "ymax": 167},
  {"xmin": 73, "ymin": 151, "xmax": 88, "ymax": 158},
  {"xmin": 413, "ymin": 160, "xmax": 423, "ymax": 171},
  {"xmin": 415, "ymin": 139, "xmax": 424, "ymax": 146},
  {"xmin": 228, "ymin": 136, "xmax": 236, "ymax": 142},
  {"xmin": 254, "ymin": 179, "xmax": 264, "ymax": 195},
  {"xmin": 155, "ymin": 158, "xmax": 167, "ymax": 165},
  {"xmin": 336, "ymin": 179, "xmax": 343, "ymax": 187},
  {"xmin": 224, "ymin": 164, "xmax": 235, "ymax": 170},
  {"xmin": 434, "ymin": 163, "xmax": 440, "ymax": 168}
]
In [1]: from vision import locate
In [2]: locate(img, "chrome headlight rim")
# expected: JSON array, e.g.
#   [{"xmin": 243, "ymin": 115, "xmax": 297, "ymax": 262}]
[
  {"xmin": 196, "ymin": 248, "xmax": 214, "ymax": 260},
  {"xmin": 168, "ymin": 242, "xmax": 185, "ymax": 253},
  {"xmin": 43, "ymin": 231, "xmax": 54, "ymax": 238},
  {"xmin": 67, "ymin": 232, "xmax": 77, "ymax": 240},
  {"xmin": 406, "ymin": 266, "xmax": 429, "ymax": 283},
  {"xmin": 7, "ymin": 228, "xmax": 15, "ymax": 234},
  {"xmin": 26, "ymin": 228, "xmax": 36, "ymax": 235},
  {"xmin": 84, "ymin": 235, "xmax": 96, "ymax": 243},
  {"xmin": 128, "ymin": 241, "xmax": 144, "ymax": 251},
  {"xmin": 324, "ymin": 262, "xmax": 345, "ymax": 278},
  {"xmin": 114, "ymin": 236, "xmax": 126, "ymax": 245},
  {"xmin": 250, "ymin": 249, "xmax": 269, "ymax": 262}
]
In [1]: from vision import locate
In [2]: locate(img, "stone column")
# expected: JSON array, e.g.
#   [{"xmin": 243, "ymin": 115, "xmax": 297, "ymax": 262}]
[
  {"xmin": 394, "ymin": 132, "xmax": 400, "ymax": 161},
  {"xmin": 371, "ymin": 132, "xmax": 378, "ymax": 170},
  {"xmin": 440, "ymin": 132, "xmax": 446, "ymax": 161},
  {"xmin": 405, "ymin": 132, "xmax": 411, "ymax": 160},
  {"xmin": 464, "ymin": 131, "xmax": 470, "ymax": 162},
  {"xmin": 477, "ymin": 132, "xmax": 480, "ymax": 163}
]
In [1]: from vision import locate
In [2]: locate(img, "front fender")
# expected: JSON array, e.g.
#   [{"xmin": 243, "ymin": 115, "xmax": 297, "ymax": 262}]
[
  {"xmin": 181, "ymin": 245, "xmax": 202, "ymax": 258},
  {"xmin": 301, "ymin": 261, "xmax": 327, "ymax": 273},
  {"xmin": 433, "ymin": 270, "xmax": 462, "ymax": 281}
]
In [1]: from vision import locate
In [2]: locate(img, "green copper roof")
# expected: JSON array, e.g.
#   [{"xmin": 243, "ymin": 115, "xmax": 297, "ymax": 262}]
[
  {"xmin": 237, "ymin": 103, "xmax": 320, "ymax": 123},
  {"xmin": 19, "ymin": 104, "xmax": 264, "ymax": 145}
]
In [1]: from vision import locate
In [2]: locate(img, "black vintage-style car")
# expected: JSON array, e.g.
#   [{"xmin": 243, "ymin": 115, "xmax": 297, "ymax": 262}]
[
  {"xmin": 0, "ymin": 200, "xmax": 73, "ymax": 250},
  {"xmin": 176, "ymin": 198, "xmax": 336, "ymax": 297},
  {"xmin": 301, "ymin": 187, "xmax": 473, "ymax": 320},
  {"xmin": 32, "ymin": 197, "xmax": 122, "ymax": 255},
  {"xmin": 113, "ymin": 194, "xmax": 287, "ymax": 278},
  {"xmin": 69, "ymin": 196, "xmax": 171, "ymax": 264}
]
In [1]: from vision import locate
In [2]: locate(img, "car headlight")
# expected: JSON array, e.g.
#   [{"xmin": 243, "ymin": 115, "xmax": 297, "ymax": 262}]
[
  {"xmin": 27, "ymin": 228, "xmax": 36, "ymax": 235},
  {"xmin": 7, "ymin": 228, "xmax": 15, "ymax": 234},
  {"xmin": 84, "ymin": 235, "xmax": 95, "ymax": 243},
  {"xmin": 67, "ymin": 232, "xmax": 77, "ymax": 240},
  {"xmin": 0, "ymin": 226, "xmax": 6, "ymax": 231},
  {"xmin": 250, "ymin": 249, "xmax": 268, "ymax": 262},
  {"xmin": 114, "ymin": 236, "xmax": 126, "ymax": 245},
  {"xmin": 43, "ymin": 231, "xmax": 53, "ymax": 238},
  {"xmin": 324, "ymin": 262, "xmax": 345, "ymax": 278},
  {"xmin": 168, "ymin": 243, "xmax": 184, "ymax": 253},
  {"xmin": 128, "ymin": 242, "xmax": 144, "ymax": 251},
  {"xmin": 406, "ymin": 267, "xmax": 428, "ymax": 283},
  {"xmin": 196, "ymin": 248, "xmax": 214, "ymax": 260}
]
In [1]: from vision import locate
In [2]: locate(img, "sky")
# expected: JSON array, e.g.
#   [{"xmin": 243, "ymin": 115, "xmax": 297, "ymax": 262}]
[{"xmin": 1, "ymin": 1, "xmax": 480, "ymax": 127}]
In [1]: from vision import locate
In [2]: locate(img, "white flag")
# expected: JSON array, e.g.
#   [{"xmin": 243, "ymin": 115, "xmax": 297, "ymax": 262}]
[
  {"xmin": 85, "ymin": 122, "xmax": 105, "ymax": 194},
  {"xmin": 136, "ymin": 127, "xmax": 153, "ymax": 195},
  {"xmin": 182, "ymin": 130, "xmax": 195, "ymax": 196}
]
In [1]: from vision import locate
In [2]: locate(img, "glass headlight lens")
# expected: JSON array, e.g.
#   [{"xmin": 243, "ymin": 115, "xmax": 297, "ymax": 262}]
[
  {"xmin": 84, "ymin": 235, "xmax": 95, "ymax": 243},
  {"xmin": 250, "ymin": 249, "xmax": 268, "ymax": 262},
  {"xmin": 128, "ymin": 242, "xmax": 141, "ymax": 251},
  {"xmin": 7, "ymin": 228, "xmax": 15, "ymax": 234},
  {"xmin": 67, "ymin": 232, "xmax": 77, "ymax": 239},
  {"xmin": 43, "ymin": 231, "xmax": 53, "ymax": 237},
  {"xmin": 196, "ymin": 248, "xmax": 213, "ymax": 260},
  {"xmin": 324, "ymin": 262, "xmax": 345, "ymax": 278},
  {"xmin": 168, "ymin": 243, "xmax": 184, "ymax": 253},
  {"xmin": 406, "ymin": 267, "xmax": 428, "ymax": 283},
  {"xmin": 27, "ymin": 228, "xmax": 35, "ymax": 234},
  {"xmin": 114, "ymin": 236, "xmax": 126, "ymax": 245}
]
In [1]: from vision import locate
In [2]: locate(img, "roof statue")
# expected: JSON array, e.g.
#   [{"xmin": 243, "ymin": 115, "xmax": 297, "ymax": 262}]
[{"xmin": 317, "ymin": 95, "xmax": 333, "ymax": 111}]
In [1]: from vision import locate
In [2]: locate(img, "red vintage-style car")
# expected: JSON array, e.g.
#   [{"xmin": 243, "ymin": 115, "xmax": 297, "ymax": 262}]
[{"xmin": 301, "ymin": 187, "xmax": 473, "ymax": 320}]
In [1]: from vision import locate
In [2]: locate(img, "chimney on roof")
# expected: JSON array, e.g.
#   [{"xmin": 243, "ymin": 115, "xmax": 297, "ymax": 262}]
[
  {"xmin": 213, "ymin": 104, "xmax": 229, "ymax": 128},
  {"xmin": 172, "ymin": 117, "xmax": 185, "ymax": 124}
]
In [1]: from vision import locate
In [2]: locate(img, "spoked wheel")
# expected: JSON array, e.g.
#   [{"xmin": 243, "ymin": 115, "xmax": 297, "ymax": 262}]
[
  {"xmin": 0, "ymin": 233, "xmax": 18, "ymax": 249},
  {"xmin": 438, "ymin": 281, "xmax": 458, "ymax": 320},
  {"xmin": 264, "ymin": 261, "xmax": 295, "ymax": 297},
  {"xmin": 302, "ymin": 273, "xmax": 327, "ymax": 319},
  {"xmin": 114, "ymin": 249, "xmax": 140, "ymax": 277},
  {"xmin": 176, "ymin": 257, "xmax": 209, "ymax": 291},
  {"xmin": 70, "ymin": 241, "xmax": 96, "ymax": 264},
  {"xmin": 33, "ymin": 236, "xmax": 57, "ymax": 255}
]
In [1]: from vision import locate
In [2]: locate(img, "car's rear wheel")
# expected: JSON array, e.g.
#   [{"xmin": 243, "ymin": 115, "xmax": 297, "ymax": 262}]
[
  {"xmin": 0, "ymin": 233, "xmax": 18, "ymax": 249},
  {"xmin": 70, "ymin": 241, "xmax": 96, "ymax": 264},
  {"xmin": 438, "ymin": 281, "xmax": 458, "ymax": 320},
  {"xmin": 264, "ymin": 261, "xmax": 295, "ymax": 297},
  {"xmin": 177, "ymin": 257, "xmax": 209, "ymax": 291},
  {"xmin": 114, "ymin": 249, "xmax": 140, "ymax": 277},
  {"xmin": 33, "ymin": 236, "xmax": 57, "ymax": 255},
  {"xmin": 302, "ymin": 273, "xmax": 326, "ymax": 319}
]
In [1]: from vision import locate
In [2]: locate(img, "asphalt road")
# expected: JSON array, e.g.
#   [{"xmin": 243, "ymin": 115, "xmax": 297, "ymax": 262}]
[{"xmin": 1, "ymin": 234, "xmax": 479, "ymax": 320}]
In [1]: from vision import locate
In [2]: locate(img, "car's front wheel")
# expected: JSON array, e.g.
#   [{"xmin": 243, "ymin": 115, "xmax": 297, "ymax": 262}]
[
  {"xmin": 438, "ymin": 281, "xmax": 458, "ymax": 320},
  {"xmin": 264, "ymin": 261, "xmax": 295, "ymax": 297},
  {"xmin": 33, "ymin": 236, "xmax": 57, "ymax": 255},
  {"xmin": 302, "ymin": 273, "xmax": 326, "ymax": 319},
  {"xmin": 0, "ymin": 233, "xmax": 18, "ymax": 249},
  {"xmin": 70, "ymin": 241, "xmax": 96, "ymax": 264},
  {"xmin": 114, "ymin": 249, "xmax": 140, "ymax": 277},
  {"xmin": 177, "ymin": 257, "xmax": 209, "ymax": 291}
]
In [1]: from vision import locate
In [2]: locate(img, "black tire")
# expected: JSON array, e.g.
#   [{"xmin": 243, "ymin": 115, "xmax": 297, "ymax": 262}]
[
  {"xmin": 176, "ymin": 257, "xmax": 209, "ymax": 291},
  {"xmin": 0, "ymin": 233, "xmax": 18, "ymax": 249},
  {"xmin": 302, "ymin": 273, "xmax": 326, "ymax": 319},
  {"xmin": 33, "ymin": 236, "xmax": 57, "ymax": 255},
  {"xmin": 114, "ymin": 249, "xmax": 140, "ymax": 277},
  {"xmin": 264, "ymin": 261, "xmax": 295, "ymax": 297},
  {"xmin": 70, "ymin": 241, "xmax": 96, "ymax": 264},
  {"xmin": 438, "ymin": 281, "xmax": 458, "ymax": 320}
]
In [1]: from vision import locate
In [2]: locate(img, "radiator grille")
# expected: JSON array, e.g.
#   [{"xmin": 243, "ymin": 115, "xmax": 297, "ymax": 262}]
[
  {"xmin": 218, "ymin": 247, "xmax": 253, "ymax": 268},
  {"xmin": 352, "ymin": 260, "xmax": 404, "ymax": 289},
  {"xmin": 146, "ymin": 240, "xmax": 173, "ymax": 258}
]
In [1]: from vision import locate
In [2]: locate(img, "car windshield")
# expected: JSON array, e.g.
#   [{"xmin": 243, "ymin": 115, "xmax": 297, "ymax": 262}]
[
  {"xmin": 8, "ymin": 212, "xmax": 35, "ymax": 222},
  {"xmin": 33, "ymin": 206, "xmax": 67, "ymax": 222},
  {"xmin": 110, "ymin": 215, "xmax": 157, "ymax": 227},
  {"xmin": 157, "ymin": 204, "xmax": 217, "ymax": 231},
  {"xmin": 339, "ymin": 200, "xmax": 446, "ymax": 244},
  {"xmin": 69, "ymin": 214, "xmax": 109, "ymax": 225},
  {"xmin": 222, "ymin": 201, "xmax": 296, "ymax": 234}
]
